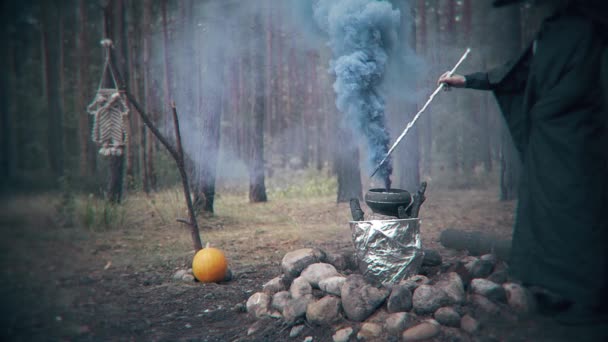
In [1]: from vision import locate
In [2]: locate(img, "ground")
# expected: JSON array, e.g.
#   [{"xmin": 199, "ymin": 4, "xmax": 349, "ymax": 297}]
[{"xmin": 0, "ymin": 186, "xmax": 597, "ymax": 341}]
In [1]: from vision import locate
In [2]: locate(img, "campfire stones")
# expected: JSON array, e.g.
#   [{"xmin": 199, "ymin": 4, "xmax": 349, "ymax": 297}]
[
  {"xmin": 318, "ymin": 276, "xmax": 346, "ymax": 296},
  {"xmin": 271, "ymin": 291, "xmax": 290, "ymax": 312},
  {"xmin": 422, "ymin": 249, "xmax": 443, "ymax": 267},
  {"xmin": 460, "ymin": 314, "xmax": 480, "ymax": 334},
  {"xmin": 412, "ymin": 285, "xmax": 450, "ymax": 314},
  {"xmin": 290, "ymin": 276, "xmax": 313, "ymax": 299},
  {"xmin": 281, "ymin": 248, "xmax": 326, "ymax": 278},
  {"xmin": 387, "ymin": 283, "xmax": 413, "ymax": 313},
  {"xmin": 306, "ymin": 296, "xmax": 342, "ymax": 326},
  {"xmin": 283, "ymin": 296, "xmax": 311, "ymax": 323},
  {"xmin": 401, "ymin": 321, "xmax": 441, "ymax": 341},
  {"xmin": 357, "ymin": 322, "xmax": 383, "ymax": 340},
  {"xmin": 503, "ymin": 282, "xmax": 536, "ymax": 314},
  {"xmin": 470, "ymin": 279, "xmax": 507, "ymax": 303},
  {"xmin": 341, "ymin": 274, "xmax": 389, "ymax": 322},
  {"xmin": 399, "ymin": 275, "xmax": 431, "ymax": 292},
  {"xmin": 300, "ymin": 263, "xmax": 339, "ymax": 288},
  {"xmin": 289, "ymin": 324, "xmax": 305, "ymax": 338},
  {"xmin": 246, "ymin": 292, "xmax": 271, "ymax": 319},
  {"xmin": 469, "ymin": 258, "xmax": 495, "ymax": 279},
  {"xmin": 262, "ymin": 276, "xmax": 286, "ymax": 295},
  {"xmin": 469, "ymin": 294, "xmax": 501, "ymax": 316},
  {"xmin": 332, "ymin": 327, "xmax": 354, "ymax": 342},
  {"xmin": 435, "ymin": 272, "xmax": 466, "ymax": 305},
  {"xmin": 434, "ymin": 307, "xmax": 461, "ymax": 327},
  {"xmin": 385, "ymin": 312, "xmax": 415, "ymax": 334}
]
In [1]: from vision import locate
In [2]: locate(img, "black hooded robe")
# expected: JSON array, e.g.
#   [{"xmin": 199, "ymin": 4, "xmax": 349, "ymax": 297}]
[{"xmin": 465, "ymin": 11, "xmax": 608, "ymax": 310}]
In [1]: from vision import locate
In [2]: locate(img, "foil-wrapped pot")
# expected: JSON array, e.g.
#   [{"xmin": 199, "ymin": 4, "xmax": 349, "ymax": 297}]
[{"xmin": 349, "ymin": 218, "xmax": 423, "ymax": 284}]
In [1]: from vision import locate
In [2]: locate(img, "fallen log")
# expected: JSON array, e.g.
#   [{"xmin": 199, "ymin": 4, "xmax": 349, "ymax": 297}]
[{"xmin": 439, "ymin": 228, "xmax": 511, "ymax": 260}]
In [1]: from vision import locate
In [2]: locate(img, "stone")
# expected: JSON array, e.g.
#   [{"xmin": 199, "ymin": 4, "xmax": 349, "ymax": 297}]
[
  {"xmin": 319, "ymin": 276, "xmax": 346, "ymax": 296},
  {"xmin": 283, "ymin": 297, "xmax": 312, "ymax": 323},
  {"xmin": 247, "ymin": 317, "xmax": 271, "ymax": 336},
  {"xmin": 385, "ymin": 312, "xmax": 415, "ymax": 335},
  {"xmin": 172, "ymin": 269, "xmax": 188, "ymax": 280},
  {"xmin": 435, "ymin": 272, "xmax": 465, "ymax": 305},
  {"xmin": 469, "ymin": 294, "xmax": 500, "ymax": 316},
  {"xmin": 341, "ymin": 274, "xmax": 389, "ymax": 322},
  {"xmin": 412, "ymin": 285, "xmax": 449, "ymax": 314},
  {"xmin": 503, "ymin": 282, "xmax": 536, "ymax": 314},
  {"xmin": 357, "ymin": 322, "xmax": 382, "ymax": 340},
  {"xmin": 306, "ymin": 296, "xmax": 342, "ymax": 326},
  {"xmin": 333, "ymin": 327, "xmax": 354, "ymax": 342},
  {"xmin": 386, "ymin": 284, "xmax": 413, "ymax": 313},
  {"xmin": 447, "ymin": 261, "xmax": 472, "ymax": 286},
  {"xmin": 434, "ymin": 307, "xmax": 460, "ymax": 327},
  {"xmin": 364, "ymin": 308, "xmax": 389, "ymax": 324},
  {"xmin": 460, "ymin": 314, "xmax": 480, "ymax": 334},
  {"xmin": 262, "ymin": 276, "xmax": 286, "ymax": 295},
  {"xmin": 246, "ymin": 292, "xmax": 270, "ymax": 318},
  {"xmin": 303, "ymin": 337, "xmax": 313, "ymax": 342},
  {"xmin": 401, "ymin": 322, "xmax": 440, "ymax": 341},
  {"xmin": 469, "ymin": 259, "xmax": 494, "ymax": 279},
  {"xmin": 487, "ymin": 270, "xmax": 509, "ymax": 284},
  {"xmin": 326, "ymin": 252, "xmax": 348, "ymax": 270},
  {"xmin": 399, "ymin": 275, "xmax": 431, "ymax": 292},
  {"xmin": 282, "ymin": 248, "xmax": 326, "ymax": 278},
  {"xmin": 290, "ymin": 276, "xmax": 313, "ymax": 299},
  {"xmin": 470, "ymin": 279, "xmax": 506, "ymax": 303},
  {"xmin": 181, "ymin": 274, "xmax": 195, "ymax": 282},
  {"xmin": 301, "ymin": 263, "xmax": 340, "ymax": 288},
  {"xmin": 271, "ymin": 291, "xmax": 291, "ymax": 312},
  {"xmin": 422, "ymin": 249, "xmax": 442, "ymax": 266},
  {"xmin": 480, "ymin": 254, "xmax": 497, "ymax": 265},
  {"xmin": 269, "ymin": 311, "xmax": 282, "ymax": 319},
  {"xmin": 290, "ymin": 325, "xmax": 305, "ymax": 338}
]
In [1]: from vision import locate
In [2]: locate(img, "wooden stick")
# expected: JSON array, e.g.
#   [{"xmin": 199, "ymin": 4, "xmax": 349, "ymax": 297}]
[{"xmin": 104, "ymin": 45, "xmax": 204, "ymax": 251}]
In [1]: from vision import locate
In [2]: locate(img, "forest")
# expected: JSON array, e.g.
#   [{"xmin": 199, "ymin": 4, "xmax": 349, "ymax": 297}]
[
  {"xmin": 0, "ymin": 0, "xmax": 546, "ymax": 202},
  {"xmin": 1, "ymin": 0, "xmax": 596, "ymax": 341}
]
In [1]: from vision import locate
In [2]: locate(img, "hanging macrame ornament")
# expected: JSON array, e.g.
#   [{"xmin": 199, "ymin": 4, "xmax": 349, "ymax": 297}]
[{"xmin": 87, "ymin": 38, "xmax": 129, "ymax": 156}]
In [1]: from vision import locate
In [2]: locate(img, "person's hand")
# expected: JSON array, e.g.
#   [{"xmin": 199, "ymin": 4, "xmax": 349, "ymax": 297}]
[{"xmin": 437, "ymin": 72, "xmax": 466, "ymax": 89}]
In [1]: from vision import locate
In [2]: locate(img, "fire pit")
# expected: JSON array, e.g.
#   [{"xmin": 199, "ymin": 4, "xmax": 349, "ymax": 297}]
[{"xmin": 364, "ymin": 188, "xmax": 412, "ymax": 217}]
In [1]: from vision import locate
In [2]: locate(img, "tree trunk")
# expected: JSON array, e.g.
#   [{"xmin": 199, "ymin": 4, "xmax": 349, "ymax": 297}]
[
  {"xmin": 249, "ymin": 14, "xmax": 268, "ymax": 203},
  {"xmin": 396, "ymin": 1, "xmax": 420, "ymax": 191},
  {"xmin": 77, "ymin": 0, "xmax": 97, "ymax": 181},
  {"xmin": 336, "ymin": 125, "xmax": 362, "ymax": 203},
  {"xmin": 142, "ymin": 0, "xmax": 154, "ymax": 193},
  {"xmin": 41, "ymin": 1, "xmax": 64, "ymax": 181},
  {"xmin": 0, "ymin": 11, "xmax": 11, "ymax": 185},
  {"xmin": 161, "ymin": 0, "xmax": 173, "ymax": 132}
]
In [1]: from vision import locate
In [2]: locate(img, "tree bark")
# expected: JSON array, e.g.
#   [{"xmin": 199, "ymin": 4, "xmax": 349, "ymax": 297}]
[
  {"xmin": 396, "ymin": 0, "xmax": 420, "ymax": 191},
  {"xmin": 77, "ymin": 0, "xmax": 97, "ymax": 181},
  {"xmin": 249, "ymin": 13, "xmax": 268, "ymax": 203},
  {"xmin": 142, "ymin": 0, "xmax": 154, "ymax": 193},
  {"xmin": 41, "ymin": 1, "xmax": 65, "ymax": 181},
  {"xmin": 161, "ymin": 0, "xmax": 174, "ymax": 132}
]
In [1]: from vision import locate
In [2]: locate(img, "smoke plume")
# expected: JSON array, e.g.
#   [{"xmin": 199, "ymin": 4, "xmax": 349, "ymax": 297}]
[{"xmin": 313, "ymin": 0, "xmax": 400, "ymax": 188}]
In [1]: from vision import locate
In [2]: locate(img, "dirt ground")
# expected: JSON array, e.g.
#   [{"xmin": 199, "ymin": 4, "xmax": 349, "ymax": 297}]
[{"xmin": 0, "ymin": 187, "xmax": 599, "ymax": 341}]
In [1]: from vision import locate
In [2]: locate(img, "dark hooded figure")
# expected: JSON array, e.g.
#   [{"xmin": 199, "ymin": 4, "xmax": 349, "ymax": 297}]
[{"xmin": 439, "ymin": 0, "xmax": 608, "ymax": 331}]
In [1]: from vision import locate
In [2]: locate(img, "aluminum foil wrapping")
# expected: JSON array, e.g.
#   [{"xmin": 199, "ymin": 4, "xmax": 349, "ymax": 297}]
[{"xmin": 349, "ymin": 218, "xmax": 423, "ymax": 284}]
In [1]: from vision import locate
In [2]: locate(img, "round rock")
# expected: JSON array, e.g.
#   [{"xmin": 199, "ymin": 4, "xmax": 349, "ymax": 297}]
[
  {"xmin": 422, "ymin": 249, "xmax": 442, "ymax": 266},
  {"xmin": 399, "ymin": 275, "xmax": 431, "ymax": 292},
  {"xmin": 503, "ymin": 282, "xmax": 536, "ymax": 314},
  {"xmin": 306, "ymin": 296, "xmax": 342, "ymax": 326},
  {"xmin": 340, "ymin": 274, "xmax": 389, "ymax": 322},
  {"xmin": 470, "ymin": 279, "xmax": 506, "ymax": 302},
  {"xmin": 434, "ymin": 306, "xmax": 460, "ymax": 327},
  {"xmin": 246, "ymin": 292, "xmax": 270, "ymax": 318},
  {"xmin": 271, "ymin": 290, "xmax": 291, "ymax": 312},
  {"xmin": 262, "ymin": 276, "xmax": 286, "ymax": 295},
  {"xmin": 401, "ymin": 322, "xmax": 440, "ymax": 341},
  {"xmin": 385, "ymin": 312, "xmax": 415, "ymax": 335},
  {"xmin": 435, "ymin": 272, "xmax": 465, "ymax": 305},
  {"xmin": 290, "ymin": 276, "xmax": 312, "ymax": 299},
  {"xmin": 469, "ymin": 259, "xmax": 494, "ymax": 279},
  {"xmin": 332, "ymin": 327, "xmax": 354, "ymax": 342},
  {"xmin": 460, "ymin": 314, "xmax": 480, "ymax": 334},
  {"xmin": 469, "ymin": 294, "xmax": 500, "ymax": 316},
  {"xmin": 319, "ymin": 276, "xmax": 346, "ymax": 296},
  {"xmin": 301, "ymin": 263, "xmax": 339, "ymax": 288},
  {"xmin": 283, "ymin": 297, "xmax": 312, "ymax": 323},
  {"xmin": 281, "ymin": 248, "xmax": 326, "ymax": 278},
  {"xmin": 387, "ymin": 283, "xmax": 413, "ymax": 313},
  {"xmin": 357, "ymin": 322, "xmax": 382, "ymax": 340},
  {"xmin": 412, "ymin": 285, "xmax": 449, "ymax": 314},
  {"xmin": 289, "ymin": 324, "xmax": 305, "ymax": 338}
]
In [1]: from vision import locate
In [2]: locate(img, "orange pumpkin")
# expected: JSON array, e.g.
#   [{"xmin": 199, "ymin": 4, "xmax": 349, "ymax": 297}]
[{"xmin": 192, "ymin": 243, "xmax": 228, "ymax": 283}]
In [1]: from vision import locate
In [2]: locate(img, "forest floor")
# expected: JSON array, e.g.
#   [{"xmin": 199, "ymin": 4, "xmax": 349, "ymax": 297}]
[{"xmin": 0, "ymin": 184, "xmax": 599, "ymax": 341}]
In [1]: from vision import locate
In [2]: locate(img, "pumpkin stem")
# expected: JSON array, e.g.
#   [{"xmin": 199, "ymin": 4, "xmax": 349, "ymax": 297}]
[{"xmin": 205, "ymin": 242, "xmax": 210, "ymax": 249}]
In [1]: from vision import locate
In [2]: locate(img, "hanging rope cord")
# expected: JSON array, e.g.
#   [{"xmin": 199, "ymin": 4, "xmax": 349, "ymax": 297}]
[{"xmin": 97, "ymin": 39, "xmax": 119, "ymax": 92}]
